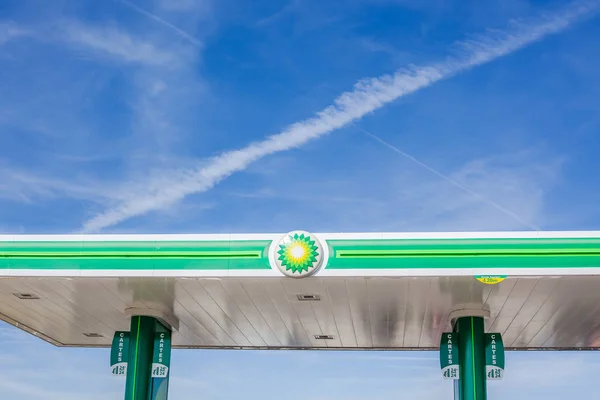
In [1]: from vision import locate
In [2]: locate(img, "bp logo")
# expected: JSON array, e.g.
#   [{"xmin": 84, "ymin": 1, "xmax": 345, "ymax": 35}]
[{"xmin": 269, "ymin": 231, "xmax": 327, "ymax": 278}]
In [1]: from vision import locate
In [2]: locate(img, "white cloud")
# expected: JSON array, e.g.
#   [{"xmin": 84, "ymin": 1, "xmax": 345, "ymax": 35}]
[
  {"xmin": 0, "ymin": 164, "xmax": 126, "ymax": 205},
  {"xmin": 124, "ymin": 67, "xmax": 208, "ymax": 168},
  {"xmin": 61, "ymin": 22, "xmax": 182, "ymax": 67},
  {"xmin": 81, "ymin": 0, "xmax": 599, "ymax": 232},
  {"xmin": 155, "ymin": 0, "xmax": 209, "ymax": 12},
  {"xmin": 223, "ymin": 148, "xmax": 561, "ymax": 232},
  {"xmin": 52, "ymin": 14, "xmax": 207, "ymax": 175},
  {"xmin": 0, "ymin": 12, "xmax": 208, "ymax": 224},
  {"xmin": 392, "ymin": 152, "xmax": 561, "ymax": 231},
  {"xmin": 119, "ymin": 0, "xmax": 204, "ymax": 47},
  {"xmin": 0, "ymin": 21, "xmax": 28, "ymax": 46}
]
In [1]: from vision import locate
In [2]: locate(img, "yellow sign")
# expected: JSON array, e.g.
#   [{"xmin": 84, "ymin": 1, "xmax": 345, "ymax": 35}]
[{"xmin": 475, "ymin": 276, "xmax": 506, "ymax": 284}]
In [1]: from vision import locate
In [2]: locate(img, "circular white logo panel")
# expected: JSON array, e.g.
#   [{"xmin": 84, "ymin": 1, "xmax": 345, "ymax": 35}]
[{"xmin": 269, "ymin": 231, "xmax": 328, "ymax": 278}]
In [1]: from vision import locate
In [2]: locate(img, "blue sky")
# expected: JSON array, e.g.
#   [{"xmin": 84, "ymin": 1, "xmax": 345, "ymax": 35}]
[
  {"xmin": 2, "ymin": 0, "xmax": 600, "ymax": 398},
  {"xmin": 2, "ymin": 322, "xmax": 600, "ymax": 400}
]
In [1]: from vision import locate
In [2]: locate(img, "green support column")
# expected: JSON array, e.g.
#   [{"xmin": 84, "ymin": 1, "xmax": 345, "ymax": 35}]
[
  {"xmin": 124, "ymin": 316, "xmax": 156, "ymax": 400},
  {"xmin": 456, "ymin": 316, "xmax": 487, "ymax": 400}
]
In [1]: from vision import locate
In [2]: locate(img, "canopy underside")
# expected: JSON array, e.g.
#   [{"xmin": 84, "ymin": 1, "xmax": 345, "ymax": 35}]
[{"xmin": 1, "ymin": 276, "xmax": 599, "ymax": 350}]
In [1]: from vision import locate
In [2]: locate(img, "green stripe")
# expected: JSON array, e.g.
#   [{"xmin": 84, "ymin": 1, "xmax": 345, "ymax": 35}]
[
  {"xmin": 0, "ymin": 259, "xmax": 271, "ymax": 270},
  {"xmin": 471, "ymin": 317, "xmax": 477, "ymax": 400},
  {"xmin": 336, "ymin": 248, "xmax": 600, "ymax": 257},
  {"xmin": 131, "ymin": 317, "xmax": 141, "ymax": 398},
  {"xmin": 326, "ymin": 255, "xmax": 600, "ymax": 270},
  {"xmin": 0, "ymin": 240, "xmax": 271, "ymax": 253},
  {"xmin": 0, "ymin": 250, "xmax": 262, "ymax": 259},
  {"xmin": 0, "ymin": 240, "xmax": 273, "ymax": 271},
  {"xmin": 328, "ymin": 237, "xmax": 600, "ymax": 271},
  {"xmin": 328, "ymin": 237, "xmax": 600, "ymax": 247}
]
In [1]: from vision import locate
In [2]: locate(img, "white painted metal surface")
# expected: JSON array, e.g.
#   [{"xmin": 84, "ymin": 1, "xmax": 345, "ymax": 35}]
[{"xmin": 0, "ymin": 276, "xmax": 599, "ymax": 350}]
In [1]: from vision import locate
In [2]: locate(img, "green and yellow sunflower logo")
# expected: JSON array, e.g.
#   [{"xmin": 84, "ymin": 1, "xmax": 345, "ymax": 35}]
[{"xmin": 271, "ymin": 231, "xmax": 325, "ymax": 277}]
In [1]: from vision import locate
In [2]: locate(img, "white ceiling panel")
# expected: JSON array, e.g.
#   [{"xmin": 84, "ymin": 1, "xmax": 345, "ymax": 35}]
[{"xmin": 0, "ymin": 276, "xmax": 599, "ymax": 350}]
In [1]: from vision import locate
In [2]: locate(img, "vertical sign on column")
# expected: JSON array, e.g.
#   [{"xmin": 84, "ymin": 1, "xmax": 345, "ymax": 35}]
[
  {"xmin": 485, "ymin": 333, "xmax": 505, "ymax": 380},
  {"xmin": 440, "ymin": 332, "xmax": 460, "ymax": 379},
  {"xmin": 152, "ymin": 329, "xmax": 171, "ymax": 378},
  {"xmin": 110, "ymin": 331, "xmax": 129, "ymax": 376},
  {"xmin": 150, "ymin": 326, "xmax": 172, "ymax": 400}
]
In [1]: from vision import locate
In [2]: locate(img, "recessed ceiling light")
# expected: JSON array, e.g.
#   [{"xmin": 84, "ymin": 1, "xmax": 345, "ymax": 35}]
[
  {"xmin": 297, "ymin": 294, "xmax": 320, "ymax": 301},
  {"xmin": 83, "ymin": 332, "xmax": 103, "ymax": 338},
  {"xmin": 314, "ymin": 334, "xmax": 334, "ymax": 340},
  {"xmin": 13, "ymin": 293, "xmax": 39, "ymax": 300}
]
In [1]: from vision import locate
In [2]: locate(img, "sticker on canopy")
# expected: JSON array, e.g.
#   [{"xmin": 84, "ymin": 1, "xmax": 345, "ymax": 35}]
[{"xmin": 475, "ymin": 276, "xmax": 507, "ymax": 284}]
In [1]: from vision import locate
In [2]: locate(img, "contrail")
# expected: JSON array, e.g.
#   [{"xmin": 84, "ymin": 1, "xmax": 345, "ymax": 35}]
[
  {"xmin": 82, "ymin": 1, "xmax": 599, "ymax": 232},
  {"xmin": 117, "ymin": 0, "xmax": 203, "ymax": 48},
  {"xmin": 355, "ymin": 124, "xmax": 541, "ymax": 231}
]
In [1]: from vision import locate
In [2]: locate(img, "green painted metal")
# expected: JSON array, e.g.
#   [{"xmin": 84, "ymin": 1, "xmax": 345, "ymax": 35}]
[
  {"xmin": 150, "ymin": 323, "xmax": 171, "ymax": 400},
  {"xmin": 0, "ymin": 240, "xmax": 271, "ymax": 270},
  {"xmin": 330, "ymin": 237, "xmax": 600, "ymax": 250},
  {"xmin": 485, "ymin": 333, "xmax": 505, "ymax": 380},
  {"xmin": 151, "ymin": 329, "xmax": 171, "ymax": 378},
  {"xmin": 1, "ymin": 251, "xmax": 262, "ymax": 258},
  {"xmin": 110, "ymin": 331, "xmax": 130, "ymax": 376},
  {"xmin": 327, "ymin": 238, "xmax": 600, "ymax": 270},
  {"xmin": 124, "ymin": 316, "xmax": 156, "ymax": 400},
  {"xmin": 456, "ymin": 317, "xmax": 487, "ymax": 400},
  {"xmin": 440, "ymin": 332, "xmax": 460, "ymax": 379},
  {"xmin": 1, "ymin": 236, "xmax": 599, "ymax": 271}
]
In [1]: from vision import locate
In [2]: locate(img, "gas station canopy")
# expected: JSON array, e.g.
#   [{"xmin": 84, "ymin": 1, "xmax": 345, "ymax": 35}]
[{"xmin": 1, "ymin": 231, "xmax": 600, "ymax": 350}]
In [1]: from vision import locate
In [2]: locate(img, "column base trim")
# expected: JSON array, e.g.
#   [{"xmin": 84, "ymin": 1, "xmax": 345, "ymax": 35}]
[
  {"xmin": 449, "ymin": 308, "xmax": 490, "ymax": 328},
  {"xmin": 124, "ymin": 308, "xmax": 179, "ymax": 332}
]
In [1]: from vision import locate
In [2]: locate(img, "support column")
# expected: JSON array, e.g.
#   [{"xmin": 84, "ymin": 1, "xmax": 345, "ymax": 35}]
[
  {"xmin": 456, "ymin": 316, "xmax": 487, "ymax": 400},
  {"xmin": 124, "ymin": 316, "xmax": 156, "ymax": 400}
]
